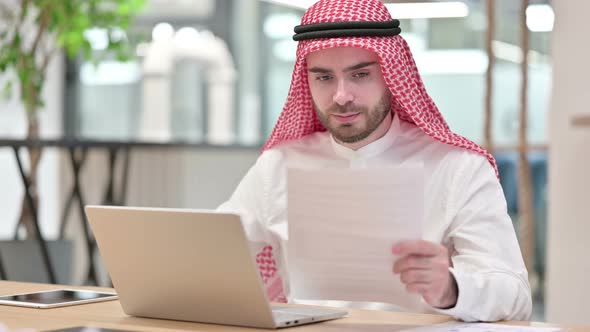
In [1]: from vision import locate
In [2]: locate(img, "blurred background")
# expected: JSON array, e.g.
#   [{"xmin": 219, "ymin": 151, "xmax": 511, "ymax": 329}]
[{"xmin": 0, "ymin": 0, "xmax": 588, "ymax": 325}]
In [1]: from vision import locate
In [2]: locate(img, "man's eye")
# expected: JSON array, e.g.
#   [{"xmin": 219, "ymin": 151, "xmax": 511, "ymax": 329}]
[
  {"xmin": 353, "ymin": 72, "xmax": 369, "ymax": 78},
  {"xmin": 316, "ymin": 75, "xmax": 332, "ymax": 81}
]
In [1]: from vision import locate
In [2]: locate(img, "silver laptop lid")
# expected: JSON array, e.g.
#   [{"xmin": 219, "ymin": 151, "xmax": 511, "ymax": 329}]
[{"xmin": 85, "ymin": 205, "xmax": 277, "ymax": 329}]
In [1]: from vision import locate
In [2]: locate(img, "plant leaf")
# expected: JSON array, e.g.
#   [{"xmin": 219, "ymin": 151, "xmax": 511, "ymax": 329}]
[
  {"xmin": 2, "ymin": 81, "xmax": 13, "ymax": 101},
  {"xmin": 3, "ymin": 0, "xmax": 146, "ymax": 116}
]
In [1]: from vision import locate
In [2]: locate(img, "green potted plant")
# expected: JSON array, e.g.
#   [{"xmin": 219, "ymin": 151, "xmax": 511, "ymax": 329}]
[{"xmin": 0, "ymin": 0, "xmax": 145, "ymax": 239}]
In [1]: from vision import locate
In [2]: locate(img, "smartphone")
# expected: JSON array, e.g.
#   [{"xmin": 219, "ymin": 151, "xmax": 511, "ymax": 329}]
[{"xmin": 0, "ymin": 289, "xmax": 118, "ymax": 308}]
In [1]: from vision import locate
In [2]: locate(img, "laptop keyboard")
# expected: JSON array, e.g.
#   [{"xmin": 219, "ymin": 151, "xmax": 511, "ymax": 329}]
[
  {"xmin": 271, "ymin": 306, "xmax": 340, "ymax": 323},
  {"xmin": 272, "ymin": 310, "xmax": 305, "ymax": 323}
]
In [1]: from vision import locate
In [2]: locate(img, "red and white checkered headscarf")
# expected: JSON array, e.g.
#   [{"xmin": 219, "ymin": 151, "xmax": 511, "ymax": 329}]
[{"xmin": 257, "ymin": 0, "xmax": 498, "ymax": 303}]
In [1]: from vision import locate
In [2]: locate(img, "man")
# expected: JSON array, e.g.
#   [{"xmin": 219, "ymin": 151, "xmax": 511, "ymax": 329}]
[{"xmin": 218, "ymin": 0, "xmax": 531, "ymax": 322}]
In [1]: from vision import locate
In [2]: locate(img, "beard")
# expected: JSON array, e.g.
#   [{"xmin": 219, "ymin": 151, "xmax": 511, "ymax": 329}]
[{"xmin": 315, "ymin": 92, "xmax": 392, "ymax": 144}]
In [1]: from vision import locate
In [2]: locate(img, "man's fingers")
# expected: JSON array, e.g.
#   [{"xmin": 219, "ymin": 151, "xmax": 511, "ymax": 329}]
[
  {"xmin": 399, "ymin": 270, "xmax": 432, "ymax": 284},
  {"xmin": 405, "ymin": 282, "xmax": 430, "ymax": 294},
  {"xmin": 392, "ymin": 254, "xmax": 432, "ymax": 273},
  {"xmin": 392, "ymin": 240, "xmax": 445, "ymax": 256}
]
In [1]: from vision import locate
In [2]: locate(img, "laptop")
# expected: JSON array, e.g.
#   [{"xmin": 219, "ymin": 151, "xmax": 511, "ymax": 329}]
[{"xmin": 85, "ymin": 205, "xmax": 347, "ymax": 329}]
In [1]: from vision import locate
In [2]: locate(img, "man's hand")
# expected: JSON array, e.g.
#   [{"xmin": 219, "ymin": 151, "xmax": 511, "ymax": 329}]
[{"xmin": 392, "ymin": 240, "xmax": 458, "ymax": 308}]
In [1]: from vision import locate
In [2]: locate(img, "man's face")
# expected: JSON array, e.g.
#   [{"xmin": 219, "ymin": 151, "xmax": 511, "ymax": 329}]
[{"xmin": 306, "ymin": 47, "xmax": 392, "ymax": 144}]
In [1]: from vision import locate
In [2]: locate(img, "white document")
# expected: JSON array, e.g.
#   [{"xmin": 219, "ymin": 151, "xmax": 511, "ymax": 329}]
[
  {"xmin": 287, "ymin": 166, "xmax": 424, "ymax": 307},
  {"xmin": 399, "ymin": 322, "xmax": 562, "ymax": 332}
]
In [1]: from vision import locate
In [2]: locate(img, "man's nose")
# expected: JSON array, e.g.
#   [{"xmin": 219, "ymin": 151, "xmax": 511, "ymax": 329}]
[{"xmin": 333, "ymin": 79, "xmax": 354, "ymax": 106}]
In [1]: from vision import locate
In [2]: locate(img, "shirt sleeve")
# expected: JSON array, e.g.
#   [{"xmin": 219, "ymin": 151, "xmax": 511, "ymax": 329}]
[
  {"xmin": 433, "ymin": 152, "xmax": 533, "ymax": 322},
  {"xmin": 217, "ymin": 155, "xmax": 269, "ymax": 241},
  {"xmin": 216, "ymin": 151, "xmax": 289, "ymax": 301}
]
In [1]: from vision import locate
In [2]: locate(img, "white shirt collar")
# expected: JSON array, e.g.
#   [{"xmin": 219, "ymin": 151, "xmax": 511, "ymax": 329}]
[{"xmin": 330, "ymin": 112, "xmax": 401, "ymax": 160}]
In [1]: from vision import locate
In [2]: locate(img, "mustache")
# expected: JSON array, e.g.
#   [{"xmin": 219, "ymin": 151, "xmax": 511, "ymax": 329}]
[{"xmin": 325, "ymin": 103, "xmax": 368, "ymax": 114}]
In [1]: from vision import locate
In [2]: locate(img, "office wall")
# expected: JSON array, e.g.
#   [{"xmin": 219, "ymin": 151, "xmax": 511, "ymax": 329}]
[{"xmin": 546, "ymin": 2, "xmax": 590, "ymax": 325}]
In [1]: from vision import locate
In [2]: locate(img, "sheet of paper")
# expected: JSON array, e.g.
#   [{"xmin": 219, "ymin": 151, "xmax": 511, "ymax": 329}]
[
  {"xmin": 287, "ymin": 166, "xmax": 424, "ymax": 306},
  {"xmin": 399, "ymin": 322, "xmax": 562, "ymax": 332}
]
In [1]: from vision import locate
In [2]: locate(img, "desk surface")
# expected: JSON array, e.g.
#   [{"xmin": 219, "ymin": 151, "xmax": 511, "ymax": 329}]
[{"xmin": 0, "ymin": 281, "xmax": 583, "ymax": 332}]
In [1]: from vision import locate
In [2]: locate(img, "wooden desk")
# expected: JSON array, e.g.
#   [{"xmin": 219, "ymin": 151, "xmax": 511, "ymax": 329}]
[{"xmin": 0, "ymin": 281, "xmax": 583, "ymax": 332}]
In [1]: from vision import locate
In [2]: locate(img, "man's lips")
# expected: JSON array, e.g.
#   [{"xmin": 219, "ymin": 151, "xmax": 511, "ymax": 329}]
[{"xmin": 332, "ymin": 112, "xmax": 361, "ymax": 123}]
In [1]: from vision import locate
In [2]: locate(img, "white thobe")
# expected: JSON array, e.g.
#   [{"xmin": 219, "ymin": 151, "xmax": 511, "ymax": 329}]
[{"xmin": 218, "ymin": 114, "xmax": 532, "ymax": 322}]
